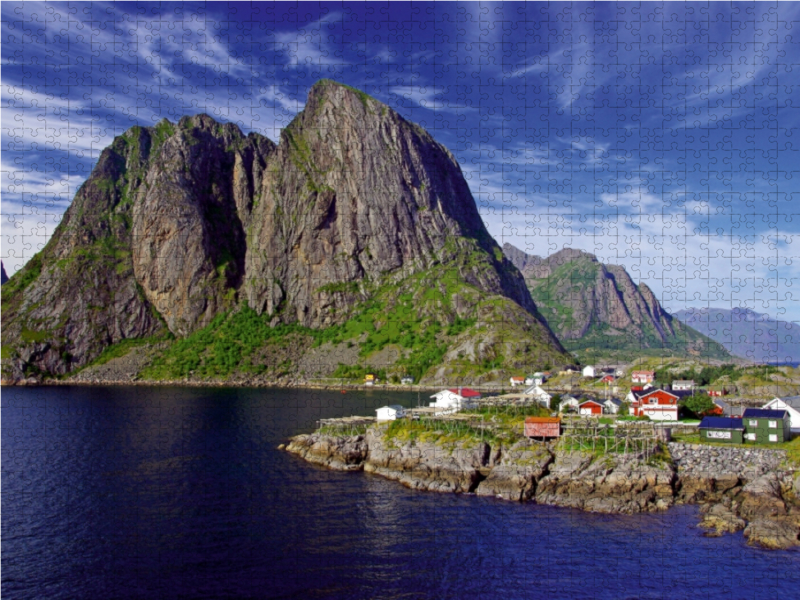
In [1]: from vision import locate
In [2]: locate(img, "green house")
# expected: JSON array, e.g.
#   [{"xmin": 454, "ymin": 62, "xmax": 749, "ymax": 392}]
[
  {"xmin": 742, "ymin": 409, "xmax": 790, "ymax": 443},
  {"xmin": 698, "ymin": 417, "xmax": 744, "ymax": 444}
]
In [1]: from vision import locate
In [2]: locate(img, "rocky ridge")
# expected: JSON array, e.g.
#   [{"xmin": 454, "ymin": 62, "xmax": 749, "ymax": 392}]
[
  {"xmin": 2, "ymin": 80, "xmax": 570, "ymax": 383},
  {"xmin": 503, "ymin": 244, "xmax": 732, "ymax": 361},
  {"xmin": 286, "ymin": 430, "xmax": 800, "ymax": 549}
]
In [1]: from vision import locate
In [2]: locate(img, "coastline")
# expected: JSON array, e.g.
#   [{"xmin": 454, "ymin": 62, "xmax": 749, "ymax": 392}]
[
  {"xmin": 1, "ymin": 376, "xmax": 507, "ymax": 395},
  {"xmin": 284, "ymin": 425, "xmax": 800, "ymax": 550}
]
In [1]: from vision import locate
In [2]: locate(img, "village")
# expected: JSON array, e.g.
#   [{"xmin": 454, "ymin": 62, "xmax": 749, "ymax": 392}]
[
  {"xmin": 293, "ymin": 363, "xmax": 800, "ymax": 550},
  {"xmin": 351, "ymin": 365, "xmax": 800, "ymax": 452}
]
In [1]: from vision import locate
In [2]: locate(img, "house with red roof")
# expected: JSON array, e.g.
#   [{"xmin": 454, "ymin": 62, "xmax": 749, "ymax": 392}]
[
  {"xmin": 631, "ymin": 370, "xmax": 655, "ymax": 384},
  {"xmin": 428, "ymin": 388, "xmax": 481, "ymax": 414}
]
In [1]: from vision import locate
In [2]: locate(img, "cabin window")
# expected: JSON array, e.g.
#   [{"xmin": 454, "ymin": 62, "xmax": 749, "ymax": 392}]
[
  {"xmin": 748, "ymin": 419, "xmax": 757, "ymax": 427},
  {"xmin": 745, "ymin": 433, "xmax": 756, "ymax": 441},
  {"xmin": 769, "ymin": 434, "xmax": 778, "ymax": 442},
  {"xmin": 768, "ymin": 420, "xmax": 777, "ymax": 428},
  {"xmin": 649, "ymin": 398, "xmax": 657, "ymax": 404}
]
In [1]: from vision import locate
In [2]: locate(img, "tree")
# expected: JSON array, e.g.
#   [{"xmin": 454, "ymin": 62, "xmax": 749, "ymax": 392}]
[{"xmin": 680, "ymin": 394, "xmax": 716, "ymax": 419}]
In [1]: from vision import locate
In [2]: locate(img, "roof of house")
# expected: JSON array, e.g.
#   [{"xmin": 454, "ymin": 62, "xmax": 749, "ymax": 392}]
[
  {"xmin": 743, "ymin": 408, "xmax": 789, "ymax": 419},
  {"xmin": 579, "ymin": 399, "xmax": 603, "ymax": 406},
  {"xmin": 603, "ymin": 398, "xmax": 622, "ymax": 406},
  {"xmin": 770, "ymin": 396, "xmax": 800, "ymax": 409},
  {"xmin": 448, "ymin": 388, "xmax": 481, "ymax": 398},
  {"xmin": 632, "ymin": 370, "xmax": 655, "ymax": 375},
  {"xmin": 640, "ymin": 388, "xmax": 679, "ymax": 400},
  {"xmin": 525, "ymin": 416, "xmax": 561, "ymax": 424},
  {"xmin": 511, "ymin": 376, "xmax": 525, "ymax": 381},
  {"xmin": 673, "ymin": 380, "xmax": 695, "ymax": 385},
  {"xmin": 523, "ymin": 385, "xmax": 549, "ymax": 395},
  {"xmin": 699, "ymin": 417, "xmax": 744, "ymax": 430}
]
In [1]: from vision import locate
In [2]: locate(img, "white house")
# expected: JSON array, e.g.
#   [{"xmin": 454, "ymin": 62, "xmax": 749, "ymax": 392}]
[
  {"xmin": 631, "ymin": 370, "xmax": 655, "ymax": 384},
  {"xmin": 603, "ymin": 398, "xmax": 622, "ymax": 414},
  {"xmin": 510, "ymin": 376, "xmax": 526, "ymax": 387},
  {"xmin": 558, "ymin": 395, "xmax": 580, "ymax": 412},
  {"xmin": 672, "ymin": 380, "xmax": 695, "ymax": 391},
  {"xmin": 763, "ymin": 396, "xmax": 800, "ymax": 432},
  {"xmin": 429, "ymin": 389, "xmax": 478, "ymax": 413},
  {"xmin": 376, "ymin": 405, "xmax": 406, "ymax": 421},
  {"xmin": 582, "ymin": 365, "xmax": 596, "ymax": 378},
  {"xmin": 522, "ymin": 384, "xmax": 551, "ymax": 407}
]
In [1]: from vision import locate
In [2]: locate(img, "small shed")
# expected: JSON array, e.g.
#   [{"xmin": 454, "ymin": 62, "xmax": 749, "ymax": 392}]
[
  {"xmin": 742, "ymin": 409, "xmax": 790, "ymax": 443},
  {"xmin": 582, "ymin": 365, "xmax": 596, "ymax": 378},
  {"xmin": 579, "ymin": 399, "xmax": 603, "ymax": 416},
  {"xmin": 699, "ymin": 417, "xmax": 744, "ymax": 444},
  {"xmin": 376, "ymin": 405, "xmax": 406, "ymax": 421},
  {"xmin": 524, "ymin": 417, "xmax": 561, "ymax": 439}
]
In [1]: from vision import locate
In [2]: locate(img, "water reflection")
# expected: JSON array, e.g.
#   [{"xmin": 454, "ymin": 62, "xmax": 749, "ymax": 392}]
[{"xmin": 2, "ymin": 386, "xmax": 798, "ymax": 600}]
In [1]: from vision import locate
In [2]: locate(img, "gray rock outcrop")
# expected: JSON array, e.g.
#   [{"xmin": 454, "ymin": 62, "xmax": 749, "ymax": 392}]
[{"xmin": 285, "ymin": 430, "xmax": 800, "ymax": 549}]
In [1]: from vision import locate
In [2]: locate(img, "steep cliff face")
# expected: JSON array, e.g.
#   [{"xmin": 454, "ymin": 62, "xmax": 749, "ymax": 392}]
[
  {"xmin": 1, "ymin": 80, "xmax": 569, "ymax": 382},
  {"xmin": 130, "ymin": 115, "xmax": 275, "ymax": 336},
  {"xmin": 244, "ymin": 80, "xmax": 536, "ymax": 327},
  {"xmin": 504, "ymin": 244, "xmax": 731, "ymax": 361}
]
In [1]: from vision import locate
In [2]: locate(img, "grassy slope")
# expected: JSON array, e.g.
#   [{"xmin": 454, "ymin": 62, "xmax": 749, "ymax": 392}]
[{"xmin": 128, "ymin": 254, "xmax": 569, "ymax": 383}]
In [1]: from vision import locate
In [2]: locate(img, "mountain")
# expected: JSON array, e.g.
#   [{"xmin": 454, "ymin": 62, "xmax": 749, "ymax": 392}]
[
  {"xmin": 0, "ymin": 262, "xmax": 7, "ymax": 285},
  {"xmin": 675, "ymin": 307, "xmax": 800, "ymax": 364},
  {"xmin": 1, "ymin": 80, "xmax": 570, "ymax": 383},
  {"xmin": 503, "ymin": 244, "xmax": 732, "ymax": 362}
]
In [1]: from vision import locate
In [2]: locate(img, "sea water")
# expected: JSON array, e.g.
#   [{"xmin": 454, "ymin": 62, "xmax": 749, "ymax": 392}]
[{"xmin": 2, "ymin": 386, "xmax": 798, "ymax": 599}]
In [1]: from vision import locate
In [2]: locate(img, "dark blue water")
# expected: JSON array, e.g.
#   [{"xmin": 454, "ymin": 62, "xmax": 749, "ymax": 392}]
[{"xmin": 3, "ymin": 386, "xmax": 798, "ymax": 599}]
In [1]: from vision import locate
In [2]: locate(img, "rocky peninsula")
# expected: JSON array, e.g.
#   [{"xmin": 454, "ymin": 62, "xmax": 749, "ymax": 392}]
[{"xmin": 285, "ymin": 425, "xmax": 800, "ymax": 550}]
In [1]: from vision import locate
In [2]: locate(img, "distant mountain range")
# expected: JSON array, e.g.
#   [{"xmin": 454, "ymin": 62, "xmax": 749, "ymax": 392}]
[
  {"xmin": 674, "ymin": 307, "xmax": 800, "ymax": 364},
  {"xmin": 503, "ymin": 244, "xmax": 733, "ymax": 362}
]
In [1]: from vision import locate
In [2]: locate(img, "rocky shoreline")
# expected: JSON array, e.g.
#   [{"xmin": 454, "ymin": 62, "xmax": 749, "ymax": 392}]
[{"xmin": 284, "ymin": 428, "xmax": 800, "ymax": 550}]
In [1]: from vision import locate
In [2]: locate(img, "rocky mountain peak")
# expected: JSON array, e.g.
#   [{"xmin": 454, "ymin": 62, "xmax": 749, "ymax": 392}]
[
  {"xmin": 2, "ymin": 80, "xmax": 569, "ymax": 381},
  {"xmin": 504, "ymin": 245, "xmax": 731, "ymax": 361}
]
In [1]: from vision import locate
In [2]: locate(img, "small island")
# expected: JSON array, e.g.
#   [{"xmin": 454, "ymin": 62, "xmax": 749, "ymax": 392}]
[{"xmin": 285, "ymin": 385, "xmax": 800, "ymax": 550}]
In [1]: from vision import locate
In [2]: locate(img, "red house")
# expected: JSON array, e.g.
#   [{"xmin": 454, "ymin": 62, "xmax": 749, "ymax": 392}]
[
  {"xmin": 579, "ymin": 399, "xmax": 604, "ymax": 415},
  {"xmin": 601, "ymin": 375, "xmax": 615, "ymax": 384},
  {"xmin": 631, "ymin": 389, "xmax": 679, "ymax": 421},
  {"xmin": 707, "ymin": 387, "xmax": 728, "ymax": 397},
  {"xmin": 524, "ymin": 417, "xmax": 561, "ymax": 438}
]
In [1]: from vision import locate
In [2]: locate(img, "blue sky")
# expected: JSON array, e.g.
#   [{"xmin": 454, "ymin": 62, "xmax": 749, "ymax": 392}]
[{"xmin": 3, "ymin": 1, "xmax": 800, "ymax": 323}]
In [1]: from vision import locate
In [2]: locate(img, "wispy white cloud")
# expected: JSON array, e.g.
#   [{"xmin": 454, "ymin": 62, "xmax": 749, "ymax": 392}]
[{"xmin": 274, "ymin": 12, "xmax": 346, "ymax": 68}]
